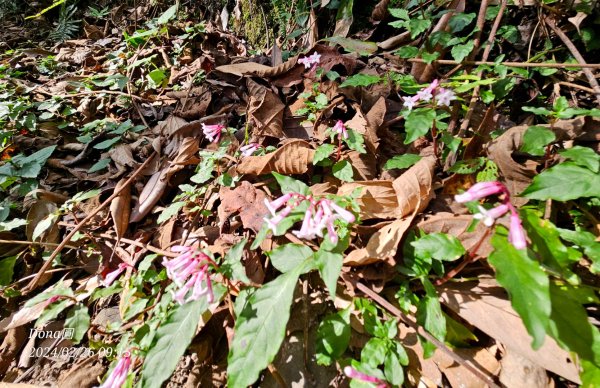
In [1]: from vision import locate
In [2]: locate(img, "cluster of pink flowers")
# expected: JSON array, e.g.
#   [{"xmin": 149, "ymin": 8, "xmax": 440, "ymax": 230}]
[
  {"xmin": 403, "ymin": 79, "xmax": 456, "ymax": 111},
  {"xmin": 240, "ymin": 143, "xmax": 261, "ymax": 157},
  {"xmin": 332, "ymin": 120, "xmax": 348, "ymax": 140},
  {"xmin": 298, "ymin": 52, "xmax": 321, "ymax": 69},
  {"xmin": 264, "ymin": 193, "xmax": 355, "ymax": 244},
  {"xmin": 344, "ymin": 366, "xmax": 388, "ymax": 388},
  {"xmin": 98, "ymin": 350, "xmax": 132, "ymax": 388},
  {"xmin": 162, "ymin": 246, "xmax": 215, "ymax": 305},
  {"xmin": 455, "ymin": 181, "xmax": 527, "ymax": 249},
  {"xmin": 201, "ymin": 123, "xmax": 226, "ymax": 143}
]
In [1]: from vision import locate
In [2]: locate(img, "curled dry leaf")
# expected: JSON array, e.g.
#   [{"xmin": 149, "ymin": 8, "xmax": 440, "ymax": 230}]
[
  {"xmin": 344, "ymin": 151, "xmax": 377, "ymax": 180},
  {"xmin": 237, "ymin": 139, "xmax": 315, "ymax": 175},
  {"xmin": 247, "ymin": 79, "xmax": 285, "ymax": 138},
  {"xmin": 110, "ymin": 178, "xmax": 131, "ymax": 239},
  {"xmin": 371, "ymin": 0, "xmax": 390, "ymax": 21},
  {"xmin": 338, "ymin": 156, "xmax": 435, "ymax": 220},
  {"xmin": 438, "ymin": 278, "xmax": 580, "ymax": 384},
  {"xmin": 26, "ymin": 200, "xmax": 59, "ymax": 244},
  {"xmin": 218, "ymin": 181, "xmax": 269, "ymax": 233},
  {"xmin": 0, "ymin": 326, "xmax": 27, "ymax": 376}
]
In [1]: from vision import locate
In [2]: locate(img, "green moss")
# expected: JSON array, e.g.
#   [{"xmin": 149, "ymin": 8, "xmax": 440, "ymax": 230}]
[{"xmin": 234, "ymin": 0, "xmax": 272, "ymax": 48}]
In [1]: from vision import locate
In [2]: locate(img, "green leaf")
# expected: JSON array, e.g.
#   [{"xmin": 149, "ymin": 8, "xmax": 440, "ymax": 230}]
[
  {"xmin": 384, "ymin": 154, "xmax": 422, "ymax": 170},
  {"xmin": 313, "ymin": 144, "xmax": 336, "ymax": 165},
  {"xmin": 395, "ymin": 46, "xmax": 419, "ymax": 59},
  {"xmin": 388, "ymin": 8, "xmax": 409, "ymax": 20},
  {"xmin": 411, "ymin": 232, "xmax": 465, "ymax": 262},
  {"xmin": 88, "ymin": 158, "xmax": 111, "ymax": 173},
  {"xmin": 384, "ymin": 346, "xmax": 405, "ymax": 386},
  {"xmin": 340, "ymin": 74, "xmax": 382, "ymax": 88},
  {"xmin": 361, "ymin": 337, "xmax": 387, "ymax": 367},
  {"xmin": 547, "ymin": 283, "xmax": 600, "ymax": 367},
  {"xmin": 325, "ymin": 37, "xmax": 378, "ymax": 56},
  {"xmin": 315, "ymin": 307, "xmax": 351, "ymax": 365},
  {"xmin": 581, "ymin": 359, "xmax": 600, "ymax": 388},
  {"xmin": 93, "ymin": 137, "xmax": 120, "ymax": 150},
  {"xmin": 156, "ymin": 4, "xmax": 178, "ymax": 25},
  {"xmin": 32, "ymin": 214, "xmax": 58, "ymax": 241},
  {"xmin": 157, "ymin": 201, "xmax": 185, "ymax": 224},
  {"xmin": 559, "ymin": 146, "xmax": 600, "ymax": 173},
  {"xmin": 448, "ymin": 158, "xmax": 485, "ymax": 174},
  {"xmin": 314, "ymin": 249, "xmax": 343, "ymax": 297},
  {"xmin": 521, "ymin": 162, "xmax": 600, "ymax": 201},
  {"xmin": 227, "ymin": 263, "xmax": 303, "ymax": 388},
  {"xmin": 0, "ymin": 145, "xmax": 56, "ymax": 179},
  {"xmin": 449, "ymin": 13, "xmax": 476, "ymax": 33},
  {"xmin": 488, "ymin": 229, "xmax": 550, "ymax": 349},
  {"xmin": 345, "ymin": 129, "xmax": 367, "ymax": 153},
  {"xmin": 36, "ymin": 299, "xmax": 72, "ymax": 327},
  {"xmin": 272, "ymin": 172, "xmax": 310, "ymax": 195},
  {"xmin": 408, "ymin": 18, "xmax": 431, "ymax": 39},
  {"xmin": 451, "ymin": 40, "xmax": 474, "ymax": 62},
  {"xmin": 315, "ymin": 93, "xmax": 328, "ymax": 107},
  {"xmin": 267, "ymin": 243, "xmax": 313, "ymax": 273},
  {"xmin": 557, "ymin": 228, "xmax": 600, "ymax": 273},
  {"xmin": 476, "ymin": 160, "xmax": 499, "ymax": 182},
  {"xmin": 0, "ymin": 256, "xmax": 17, "ymax": 286},
  {"xmin": 0, "ymin": 218, "xmax": 27, "ymax": 232},
  {"xmin": 522, "ymin": 106, "xmax": 552, "ymax": 116},
  {"xmin": 445, "ymin": 314, "xmax": 477, "ymax": 347},
  {"xmin": 140, "ymin": 285, "xmax": 225, "ymax": 388},
  {"xmin": 65, "ymin": 304, "xmax": 90, "ymax": 344},
  {"xmin": 403, "ymin": 108, "xmax": 435, "ymax": 144},
  {"xmin": 520, "ymin": 126, "xmax": 556, "ymax": 156},
  {"xmin": 221, "ymin": 239, "xmax": 251, "ymax": 284},
  {"xmin": 417, "ymin": 278, "xmax": 446, "ymax": 358},
  {"xmin": 333, "ymin": 160, "xmax": 354, "ymax": 182}
]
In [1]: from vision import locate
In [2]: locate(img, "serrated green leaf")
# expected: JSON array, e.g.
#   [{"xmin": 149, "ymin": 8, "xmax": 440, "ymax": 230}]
[
  {"xmin": 344, "ymin": 129, "xmax": 366, "ymax": 154},
  {"xmin": 411, "ymin": 232, "xmax": 465, "ymax": 261},
  {"xmin": 559, "ymin": 146, "xmax": 600, "ymax": 173},
  {"xmin": 267, "ymin": 243, "xmax": 313, "ymax": 273},
  {"xmin": 522, "ymin": 106, "xmax": 552, "ymax": 116},
  {"xmin": 315, "ymin": 307, "xmax": 351, "ymax": 365},
  {"xmin": 521, "ymin": 162, "xmax": 600, "ymax": 201},
  {"xmin": 0, "ymin": 256, "xmax": 17, "ymax": 286},
  {"xmin": 520, "ymin": 126, "xmax": 556, "ymax": 156},
  {"xmin": 157, "ymin": 201, "xmax": 185, "ymax": 224},
  {"xmin": 65, "ymin": 304, "xmax": 90, "ymax": 344},
  {"xmin": 547, "ymin": 283, "xmax": 600, "ymax": 367},
  {"xmin": 451, "ymin": 40, "xmax": 475, "ymax": 63},
  {"xmin": 557, "ymin": 228, "xmax": 600, "ymax": 272},
  {"xmin": 488, "ymin": 229, "xmax": 550, "ymax": 349},
  {"xmin": 395, "ymin": 46, "xmax": 419, "ymax": 58},
  {"xmin": 88, "ymin": 158, "xmax": 111, "ymax": 173},
  {"xmin": 403, "ymin": 108, "xmax": 435, "ymax": 144},
  {"xmin": 314, "ymin": 249, "xmax": 343, "ymax": 297},
  {"xmin": 408, "ymin": 18, "xmax": 431, "ymax": 39},
  {"xmin": 448, "ymin": 158, "xmax": 485, "ymax": 174},
  {"xmin": 417, "ymin": 278, "xmax": 446, "ymax": 358},
  {"xmin": 449, "ymin": 13, "xmax": 476, "ymax": 33},
  {"xmin": 221, "ymin": 239, "xmax": 250, "ymax": 283},
  {"xmin": 383, "ymin": 154, "xmax": 421, "ymax": 171},
  {"xmin": 340, "ymin": 74, "xmax": 382, "ymax": 88},
  {"xmin": 476, "ymin": 160, "xmax": 499, "ymax": 182},
  {"xmin": 313, "ymin": 144, "xmax": 336, "ymax": 165},
  {"xmin": 140, "ymin": 285, "xmax": 225, "ymax": 388},
  {"xmin": 272, "ymin": 172, "xmax": 310, "ymax": 195},
  {"xmin": 333, "ymin": 160, "xmax": 354, "ymax": 182},
  {"xmin": 227, "ymin": 264, "xmax": 304, "ymax": 388},
  {"xmin": 388, "ymin": 8, "xmax": 409, "ymax": 20}
]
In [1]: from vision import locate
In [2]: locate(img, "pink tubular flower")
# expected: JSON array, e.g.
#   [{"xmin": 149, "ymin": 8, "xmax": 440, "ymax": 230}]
[
  {"xmin": 473, "ymin": 204, "xmax": 510, "ymax": 227},
  {"xmin": 402, "ymin": 95, "xmax": 419, "ymax": 111},
  {"xmin": 162, "ymin": 247, "xmax": 215, "ymax": 305},
  {"xmin": 454, "ymin": 181, "xmax": 507, "ymax": 203},
  {"xmin": 43, "ymin": 295, "xmax": 62, "ymax": 308},
  {"xmin": 240, "ymin": 143, "xmax": 260, "ymax": 157},
  {"xmin": 403, "ymin": 79, "xmax": 457, "ymax": 111},
  {"xmin": 98, "ymin": 351, "xmax": 132, "ymax": 388},
  {"xmin": 298, "ymin": 52, "xmax": 321, "ymax": 68},
  {"xmin": 454, "ymin": 181, "xmax": 527, "ymax": 250},
  {"xmin": 332, "ymin": 120, "xmax": 349, "ymax": 139},
  {"xmin": 102, "ymin": 263, "xmax": 128, "ymax": 287},
  {"xmin": 263, "ymin": 193, "xmax": 355, "ymax": 244},
  {"xmin": 344, "ymin": 366, "xmax": 387, "ymax": 388},
  {"xmin": 508, "ymin": 210, "xmax": 527, "ymax": 250},
  {"xmin": 436, "ymin": 88, "xmax": 456, "ymax": 107},
  {"xmin": 201, "ymin": 123, "xmax": 225, "ymax": 143}
]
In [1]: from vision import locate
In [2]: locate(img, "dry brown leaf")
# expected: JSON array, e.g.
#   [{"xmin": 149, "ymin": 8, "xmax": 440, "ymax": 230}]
[
  {"xmin": 109, "ymin": 178, "xmax": 131, "ymax": 239},
  {"xmin": 237, "ymin": 140, "xmax": 315, "ymax": 175},
  {"xmin": 568, "ymin": 12, "xmax": 587, "ymax": 34},
  {"xmin": 393, "ymin": 156, "xmax": 436, "ymax": 215},
  {"xmin": 57, "ymin": 357, "xmax": 106, "ymax": 388},
  {"xmin": 338, "ymin": 181, "xmax": 398, "ymax": 219},
  {"xmin": 499, "ymin": 349, "xmax": 552, "ymax": 388},
  {"xmin": 130, "ymin": 169, "xmax": 168, "ymax": 223},
  {"xmin": 218, "ymin": 181, "xmax": 269, "ymax": 233},
  {"xmin": 215, "ymin": 62, "xmax": 274, "ymax": 77},
  {"xmin": 345, "ymin": 151, "xmax": 377, "ymax": 180},
  {"xmin": 0, "ymin": 327, "xmax": 27, "ymax": 376},
  {"xmin": 371, "ymin": 0, "xmax": 390, "ymax": 21},
  {"xmin": 344, "ymin": 216, "xmax": 414, "ymax": 266},
  {"xmin": 438, "ymin": 278, "xmax": 580, "ymax": 384},
  {"xmin": 247, "ymin": 79, "xmax": 285, "ymax": 138},
  {"xmin": 26, "ymin": 200, "xmax": 59, "ymax": 244},
  {"xmin": 346, "ymin": 106, "xmax": 379, "ymax": 154}
]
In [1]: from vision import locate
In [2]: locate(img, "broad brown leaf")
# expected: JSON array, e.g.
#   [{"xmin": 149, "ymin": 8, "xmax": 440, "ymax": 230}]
[
  {"xmin": 218, "ymin": 181, "xmax": 268, "ymax": 233},
  {"xmin": 237, "ymin": 140, "xmax": 315, "ymax": 175},
  {"xmin": 247, "ymin": 79, "xmax": 285, "ymax": 138},
  {"xmin": 109, "ymin": 178, "xmax": 131, "ymax": 239}
]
